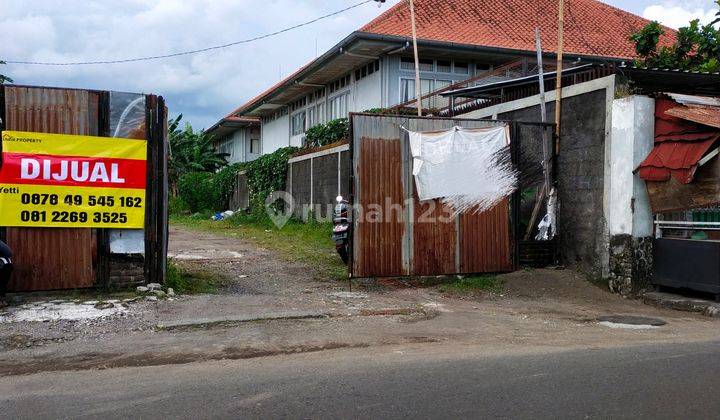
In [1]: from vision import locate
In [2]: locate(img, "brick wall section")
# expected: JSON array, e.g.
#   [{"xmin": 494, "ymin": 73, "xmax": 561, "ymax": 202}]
[
  {"xmin": 499, "ymin": 89, "xmax": 608, "ymax": 279},
  {"xmin": 312, "ymin": 154, "xmax": 340, "ymax": 219},
  {"xmin": 108, "ymin": 254, "xmax": 145, "ymax": 288},
  {"xmin": 287, "ymin": 149, "xmax": 351, "ymax": 221},
  {"xmin": 340, "ymin": 150, "xmax": 351, "ymax": 198},
  {"xmin": 290, "ymin": 160, "xmax": 312, "ymax": 219}
]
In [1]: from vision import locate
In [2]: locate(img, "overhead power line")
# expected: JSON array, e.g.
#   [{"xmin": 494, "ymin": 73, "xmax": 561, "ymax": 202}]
[{"xmin": 4, "ymin": 0, "xmax": 373, "ymax": 66}]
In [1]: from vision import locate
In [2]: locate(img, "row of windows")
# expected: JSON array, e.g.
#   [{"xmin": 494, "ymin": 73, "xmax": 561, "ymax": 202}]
[
  {"xmin": 291, "ymin": 92, "xmax": 349, "ymax": 136},
  {"xmin": 400, "ymin": 56, "xmax": 471, "ymax": 75},
  {"xmin": 400, "ymin": 78, "xmax": 452, "ymax": 109},
  {"xmin": 354, "ymin": 60, "xmax": 380, "ymax": 82},
  {"xmin": 218, "ymin": 136, "xmax": 261, "ymax": 159},
  {"xmin": 289, "ymin": 96, "xmax": 307, "ymax": 112},
  {"xmin": 328, "ymin": 74, "xmax": 351, "ymax": 94}
]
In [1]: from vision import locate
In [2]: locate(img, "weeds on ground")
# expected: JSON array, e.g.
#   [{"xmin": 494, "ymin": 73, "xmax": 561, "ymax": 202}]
[
  {"xmin": 438, "ymin": 275, "xmax": 504, "ymax": 294},
  {"xmin": 165, "ymin": 260, "xmax": 219, "ymax": 294},
  {"xmin": 170, "ymin": 212, "xmax": 347, "ymax": 281}
]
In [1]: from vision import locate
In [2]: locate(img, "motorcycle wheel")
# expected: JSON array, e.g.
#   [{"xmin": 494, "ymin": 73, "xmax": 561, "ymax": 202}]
[{"xmin": 337, "ymin": 245, "xmax": 349, "ymax": 264}]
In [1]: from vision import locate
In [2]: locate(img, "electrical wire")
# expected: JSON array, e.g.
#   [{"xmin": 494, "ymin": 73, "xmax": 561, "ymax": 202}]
[{"xmin": 3, "ymin": 0, "xmax": 373, "ymax": 66}]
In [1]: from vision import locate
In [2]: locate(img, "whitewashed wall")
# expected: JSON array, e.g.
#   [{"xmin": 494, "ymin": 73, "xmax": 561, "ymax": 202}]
[
  {"xmin": 352, "ymin": 70, "xmax": 382, "ymax": 112},
  {"xmin": 262, "ymin": 114, "xmax": 290, "ymax": 154},
  {"xmin": 218, "ymin": 129, "xmax": 246, "ymax": 164},
  {"xmin": 608, "ymin": 96, "xmax": 655, "ymax": 237}
]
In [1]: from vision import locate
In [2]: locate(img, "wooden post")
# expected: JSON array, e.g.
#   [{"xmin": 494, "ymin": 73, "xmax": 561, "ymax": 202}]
[
  {"xmin": 535, "ymin": 28, "xmax": 547, "ymax": 124},
  {"xmin": 409, "ymin": 0, "xmax": 422, "ymax": 116},
  {"xmin": 554, "ymin": 0, "xmax": 565, "ymax": 149}
]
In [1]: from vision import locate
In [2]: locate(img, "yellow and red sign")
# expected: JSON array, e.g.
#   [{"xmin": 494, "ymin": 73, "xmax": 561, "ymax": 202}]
[{"xmin": 0, "ymin": 130, "xmax": 147, "ymax": 228}]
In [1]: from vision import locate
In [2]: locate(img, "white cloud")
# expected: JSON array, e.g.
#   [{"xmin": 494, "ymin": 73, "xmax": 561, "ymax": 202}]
[
  {"xmin": 0, "ymin": 0, "xmax": 401, "ymax": 129},
  {"xmin": 642, "ymin": 2, "xmax": 719, "ymax": 29}
]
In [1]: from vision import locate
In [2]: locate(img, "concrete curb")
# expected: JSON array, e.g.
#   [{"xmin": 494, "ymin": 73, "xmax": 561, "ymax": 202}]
[
  {"xmin": 642, "ymin": 292, "xmax": 720, "ymax": 318},
  {"xmin": 158, "ymin": 312, "xmax": 331, "ymax": 330}
]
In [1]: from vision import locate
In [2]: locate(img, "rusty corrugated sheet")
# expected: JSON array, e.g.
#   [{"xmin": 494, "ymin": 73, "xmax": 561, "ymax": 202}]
[
  {"xmin": 351, "ymin": 113, "xmax": 515, "ymax": 278},
  {"xmin": 412, "ymin": 198, "xmax": 456, "ymax": 275},
  {"xmin": 665, "ymin": 105, "xmax": 720, "ymax": 130},
  {"xmin": 353, "ymin": 137, "xmax": 404, "ymax": 277},
  {"xmin": 638, "ymin": 98, "xmax": 720, "ymax": 184},
  {"xmin": 459, "ymin": 199, "xmax": 512, "ymax": 273},
  {"xmin": 4, "ymin": 86, "xmax": 98, "ymax": 291}
]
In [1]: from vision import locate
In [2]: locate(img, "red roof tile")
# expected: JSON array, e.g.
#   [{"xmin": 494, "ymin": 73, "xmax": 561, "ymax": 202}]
[
  {"xmin": 655, "ymin": 98, "xmax": 713, "ymax": 142},
  {"xmin": 233, "ymin": 0, "xmax": 675, "ymax": 117},
  {"xmin": 360, "ymin": 0, "xmax": 676, "ymax": 59},
  {"xmin": 637, "ymin": 98, "xmax": 719, "ymax": 184},
  {"xmin": 665, "ymin": 105, "xmax": 720, "ymax": 130}
]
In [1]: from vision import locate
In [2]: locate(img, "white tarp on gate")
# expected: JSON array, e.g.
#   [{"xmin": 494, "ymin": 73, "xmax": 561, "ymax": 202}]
[{"xmin": 409, "ymin": 125, "xmax": 518, "ymax": 214}]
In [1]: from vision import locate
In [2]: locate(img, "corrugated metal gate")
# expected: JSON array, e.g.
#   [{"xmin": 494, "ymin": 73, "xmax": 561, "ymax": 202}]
[
  {"xmin": 350, "ymin": 113, "xmax": 546, "ymax": 278},
  {"xmin": 0, "ymin": 85, "xmax": 168, "ymax": 291},
  {"xmin": 2, "ymin": 86, "xmax": 100, "ymax": 291}
]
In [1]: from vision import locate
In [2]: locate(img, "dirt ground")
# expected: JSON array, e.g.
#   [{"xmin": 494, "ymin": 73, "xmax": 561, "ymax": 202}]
[{"xmin": 0, "ymin": 225, "xmax": 718, "ymax": 376}]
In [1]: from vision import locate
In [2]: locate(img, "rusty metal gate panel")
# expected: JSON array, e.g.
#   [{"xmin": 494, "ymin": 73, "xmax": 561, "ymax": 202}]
[
  {"xmin": 459, "ymin": 199, "xmax": 512, "ymax": 273},
  {"xmin": 413, "ymin": 197, "xmax": 457, "ymax": 276},
  {"xmin": 3, "ymin": 86, "xmax": 99, "ymax": 291},
  {"xmin": 350, "ymin": 113, "xmax": 520, "ymax": 278},
  {"xmin": 352, "ymin": 137, "xmax": 405, "ymax": 277}
]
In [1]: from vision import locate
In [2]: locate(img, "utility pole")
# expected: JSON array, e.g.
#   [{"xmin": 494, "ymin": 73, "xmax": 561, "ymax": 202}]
[
  {"xmin": 554, "ymin": 0, "xmax": 565, "ymax": 149},
  {"xmin": 408, "ymin": 0, "xmax": 422, "ymax": 116}
]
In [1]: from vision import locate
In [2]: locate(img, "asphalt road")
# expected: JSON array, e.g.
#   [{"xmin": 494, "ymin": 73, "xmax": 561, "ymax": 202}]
[{"xmin": 2, "ymin": 340, "xmax": 720, "ymax": 419}]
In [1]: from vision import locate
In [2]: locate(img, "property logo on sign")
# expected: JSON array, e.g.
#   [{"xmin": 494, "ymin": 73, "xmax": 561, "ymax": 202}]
[{"xmin": 0, "ymin": 130, "xmax": 147, "ymax": 228}]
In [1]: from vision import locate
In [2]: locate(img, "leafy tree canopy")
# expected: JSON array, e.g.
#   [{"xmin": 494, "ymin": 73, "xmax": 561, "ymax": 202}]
[
  {"xmin": 630, "ymin": 1, "xmax": 720, "ymax": 73},
  {"xmin": 168, "ymin": 114, "xmax": 228, "ymax": 188}
]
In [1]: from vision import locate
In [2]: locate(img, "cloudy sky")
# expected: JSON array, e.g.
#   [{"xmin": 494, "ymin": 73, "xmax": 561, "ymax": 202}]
[{"xmin": 1, "ymin": 0, "xmax": 718, "ymax": 130}]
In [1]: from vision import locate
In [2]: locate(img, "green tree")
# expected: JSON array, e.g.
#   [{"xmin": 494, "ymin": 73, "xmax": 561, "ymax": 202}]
[
  {"xmin": 0, "ymin": 61, "xmax": 13, "ymax": 84},
  {"xmin": 630, "ymin": 2, "xmax": 720, "ymax": 73},
  {"xmin": 168, "ymin": 114, "xmax": 228, "ymax": 192}
]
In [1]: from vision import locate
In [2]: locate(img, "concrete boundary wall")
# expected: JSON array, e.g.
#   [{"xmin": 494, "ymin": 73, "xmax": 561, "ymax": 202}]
[
  {"xmin": 461, "ymin": 75, "xmax": 617, "ymax": 280},
  {"xmin": 287, "ymin": 144, "xmax": 351, "ymax": 219}
]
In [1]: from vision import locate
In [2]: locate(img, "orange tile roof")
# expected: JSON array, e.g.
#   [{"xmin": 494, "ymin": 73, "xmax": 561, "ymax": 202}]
[
  {"xmin": 360, "ymin": 0, "xmax": 676, "ymax": 59},
  {"xmin": 232, "ymin": 0, "xmax": 675, "ymax": 117}
]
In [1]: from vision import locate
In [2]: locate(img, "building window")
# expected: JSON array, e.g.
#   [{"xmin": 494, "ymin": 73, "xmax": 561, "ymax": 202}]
[
  {"xmin": 329, "ymin": 93, "xmax": 349, "ymax": 120},
  {"xmin": 400, "ymin": 78, "xmax": 435, "ymax": 105},
  {"xmin": 476, "ymin": 63, "xmax": 492, "ymax": 74},
  {"xmin": 419, "ymin": 58, "xmax": 434, "ymax": 72},
  {"xmin": 400, "ymin": 78, "xmax": 416, "ymax": 103},
  {"xmin": 316, "ymin": 103, "xmax": 326, "ymax": 124},
  {"xmin": 454, "ymin": 61, "xmax": 469, "ymax": 74},
  {"xmin": 291, "ymin": 111, "xmax": 306, "ymax": 136},
  {"xmin": 400, "ymin": 78, "xmax": 453, "ymax": 108},
  {"xmin": 329, "ymin": 75, "xmax": 351, "ymax": 94},
  {"xmin": 435, "ymin": 80, "xmax": 452, "ymax": 108},
  {"xmin": 307, "ymin": 107, "xmax": 316, "ymax": 129},
  {"xmin": 436, "ymin": 59, "xmax": 452, "ymax": 73},
  {"xmin": 400, "ymin": 56, "xmax": 415, "ymax": 70},
  {"xmin": 250, "ymin": 137, "xmax": 260, "ymax": 154}
]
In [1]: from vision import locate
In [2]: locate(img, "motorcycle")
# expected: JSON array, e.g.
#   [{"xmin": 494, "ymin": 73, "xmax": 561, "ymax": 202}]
[{"xmin": 332, "ymin": 195, "xmax": 351, "ymax": 264}]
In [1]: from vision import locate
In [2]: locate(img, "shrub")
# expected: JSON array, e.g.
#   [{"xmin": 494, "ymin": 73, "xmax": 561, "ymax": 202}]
[
  {"xmin": 168, "ymin": 195, "xmax": 189, "ymax": 216},
  {"xmin": 304, "ymin": 118, "xmax": 349, "ymax": 148},
  {"xmin": 178, "ymin": 172, "xmax": 219, "ymax": 213},
  {"xmin": 213, "ymin": 162, "xmax": 245, "ymax": 210},
  {"xmin": 245, "ymin": 146, "xmax": 299, "ymax": 208}
]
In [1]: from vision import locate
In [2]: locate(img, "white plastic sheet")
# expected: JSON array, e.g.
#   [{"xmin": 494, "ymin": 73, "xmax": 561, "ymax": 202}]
[{"xmin": 409, "ymin": 125, "xmax": 518, "ymax": 214}]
